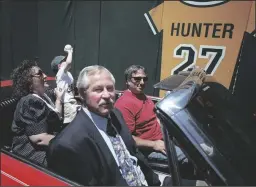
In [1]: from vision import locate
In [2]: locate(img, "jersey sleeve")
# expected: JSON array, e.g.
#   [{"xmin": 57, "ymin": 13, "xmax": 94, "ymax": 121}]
[
  {"xmin": 246, "ymin": 1, "xmax": 255, "ymax": 33},
  {"xmin": 56, "ymin": 66, "xmax": 65, "ymax": 82},
  {"xmin": 56, "ymin": 66, "xmax": 67, "ymax": 91},
  {"xmin": 144, "ymin": 2, "xmax": 164, "ymax": 35}
]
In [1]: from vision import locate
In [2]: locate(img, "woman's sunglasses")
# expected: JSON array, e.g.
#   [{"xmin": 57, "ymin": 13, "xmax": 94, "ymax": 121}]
[
  {"xmin": 132, "ymin": 76, "xmax": 148, "ymax": 82},
  {"xmin": 31, "ymin": 70, "xmax": 44, "ymax": 77}
]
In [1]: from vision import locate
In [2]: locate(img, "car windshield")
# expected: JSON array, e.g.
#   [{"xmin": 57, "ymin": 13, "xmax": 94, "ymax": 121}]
[{"xmin": 156, "ymin": 76, "xmax": 256, "ymax": 185}]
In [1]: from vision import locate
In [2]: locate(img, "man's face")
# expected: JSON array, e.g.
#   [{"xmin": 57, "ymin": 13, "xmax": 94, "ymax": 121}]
[
  {"xmin": 83, "ymin": 71, "xmax": 115, "ymax": 117},
  {"xmin": 127, "ymin": 69, "xmax": 148, "ymax": 94}
]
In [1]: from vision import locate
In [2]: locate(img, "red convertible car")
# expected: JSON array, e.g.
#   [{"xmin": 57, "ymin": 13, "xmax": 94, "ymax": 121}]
[
  {"xmin": 1, "ymin": 70, "xmax": 256, "ymax": 186},
  {"xmin": 0, "ymin": 89, "xmax": 167, "ymax": 186}
]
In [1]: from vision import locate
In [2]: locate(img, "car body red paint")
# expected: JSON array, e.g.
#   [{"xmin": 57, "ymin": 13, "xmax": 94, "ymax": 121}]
[{"xmin": 1, "ymin": 152, "xmax": 73, "ymax": 186}]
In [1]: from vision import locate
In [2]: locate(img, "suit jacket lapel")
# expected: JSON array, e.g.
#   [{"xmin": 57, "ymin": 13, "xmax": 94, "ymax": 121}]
[{"xmin": 79, "ymin": 110, "xmax": 128, "ymax": 186}]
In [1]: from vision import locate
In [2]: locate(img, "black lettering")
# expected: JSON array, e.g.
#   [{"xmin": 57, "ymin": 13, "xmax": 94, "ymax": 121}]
[
  {"xmin": 171, "ymin": 23, "xmax": 234, "ymax": 38},
  {"xmin": 222, "ymin": 23, "xmax": 234, "ymax": 39},
  {"xmin": 212, "ymin": 23, "xmax": 222, "ymax": 38},
  {"xmin": 173, "ymin": 46, "xmax": 196, "ymax": 74},
  {"xmin": 171, "ymin": 23, "xmax": 180, "ymax": 36},
  {"xmin": 181, "ymin": 23, "xmax": 191, "ymax": 37},
  {"xmin": 203, "ymin": 23, "xmax": 213, "ymax": 37},
  {"xmin": 192, "ymin": 23, "xmax": 202, "ymax": 37}
]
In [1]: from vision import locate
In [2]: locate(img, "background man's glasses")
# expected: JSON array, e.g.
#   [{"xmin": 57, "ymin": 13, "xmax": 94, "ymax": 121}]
[{"xmin": 132, "ymin": 77, "xmax": 148, "ymax": 82}]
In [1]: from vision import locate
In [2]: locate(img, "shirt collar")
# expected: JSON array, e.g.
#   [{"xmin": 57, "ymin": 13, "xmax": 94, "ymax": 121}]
[
  {"xmin": 125, "ymin": 89, "xmax": 147, "ymax": 100},
  {"xmin": 82, "ymin": 106, "xmax": 108, "ymax": 132}
]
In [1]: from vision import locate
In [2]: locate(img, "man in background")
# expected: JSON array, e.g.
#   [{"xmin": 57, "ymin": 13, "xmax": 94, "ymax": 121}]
[{"xmin": 115, "ymin": 65, "xmax": 186, "ymax": 162}]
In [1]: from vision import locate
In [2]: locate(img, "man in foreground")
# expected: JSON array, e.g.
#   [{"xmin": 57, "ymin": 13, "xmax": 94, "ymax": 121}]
[{"xmin": 47, "ymin": 65, "xmax": 168, "ymax": 186}]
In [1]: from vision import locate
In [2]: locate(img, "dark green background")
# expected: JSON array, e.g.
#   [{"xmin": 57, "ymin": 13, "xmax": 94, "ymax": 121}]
[{"xmin": 1, "ymin": 1, "xmax": 256, "ymax": 113}]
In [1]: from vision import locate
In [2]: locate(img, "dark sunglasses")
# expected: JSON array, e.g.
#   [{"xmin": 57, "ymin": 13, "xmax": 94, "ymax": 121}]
[
  {"xmin": 31, "ymin": 70, "xmax": 44, "ymax": 77},
  {"xmin": 132, "ymin": 76, "xmax": 148, "ymax": 82}
]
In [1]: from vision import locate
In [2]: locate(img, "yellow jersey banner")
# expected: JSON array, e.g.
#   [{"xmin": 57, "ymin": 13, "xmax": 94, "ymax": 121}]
[
  {"xmin": 145, "ymin": 0, "xmax": 254, "ymax": 95},
  {"xmin": 246, "ymin": 1, "xmax": 255, "ymax": 33}
]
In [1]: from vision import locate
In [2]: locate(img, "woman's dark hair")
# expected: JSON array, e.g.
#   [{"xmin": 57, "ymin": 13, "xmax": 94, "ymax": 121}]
[{"xmin": 11, "ymin": 59, "xmax": 38, "ymax": 99}]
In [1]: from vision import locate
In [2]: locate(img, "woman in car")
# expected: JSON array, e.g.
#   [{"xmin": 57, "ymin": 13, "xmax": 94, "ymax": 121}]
[{"xmin": 10, "ymin": 59, "xmax": 64, "ymax": 167}]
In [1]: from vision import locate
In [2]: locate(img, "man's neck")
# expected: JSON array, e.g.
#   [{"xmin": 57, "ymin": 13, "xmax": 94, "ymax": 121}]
[
  {"xmin": 127, "ymin": 89, "xmax": 146, "ymax": 100},
  {"xmin": 83, "ymin": 105, "xmax": 109, "ymax": 119},
  {"xmin": 128, "ymin": 89, "xmax": 144, "ymax": 95}
]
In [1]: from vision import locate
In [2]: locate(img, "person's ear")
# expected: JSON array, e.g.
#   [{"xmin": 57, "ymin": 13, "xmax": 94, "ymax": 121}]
[
  {"xmin": 58, "ymin": 64, "xmax": 61, "ymax": 69},
  {"xmin": 126, "ymin": 80, "xmax": 131, "ymax": 87}
]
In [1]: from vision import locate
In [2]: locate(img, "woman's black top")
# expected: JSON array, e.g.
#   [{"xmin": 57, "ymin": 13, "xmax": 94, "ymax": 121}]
[{"xmin": 11, "ymin": 94, "xmax": 62, "ymax": 166}]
